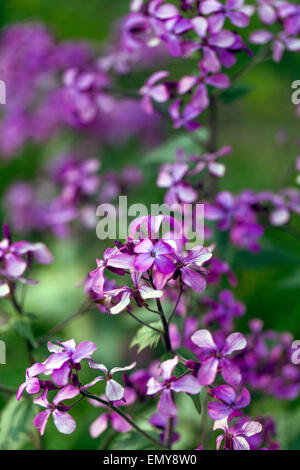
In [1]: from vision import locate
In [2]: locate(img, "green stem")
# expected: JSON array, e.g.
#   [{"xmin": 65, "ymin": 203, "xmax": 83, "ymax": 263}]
[
  {"xmin": 126, "ymin": 309, "xmax": 162, "ymax": 333},
  {"xmin": 80, "ymin": 390, "xmax": 165, "ymax": 449},
  {"xmin": 168, "ymin": 284, "xmax": 183, "ymax": 325}
]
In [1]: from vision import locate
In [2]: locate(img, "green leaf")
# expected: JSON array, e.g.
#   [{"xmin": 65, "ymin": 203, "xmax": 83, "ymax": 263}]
[
  {"xmin": 190, "ymin": 393, "xmax": 202, "ymax": 415},
  {"xmin": 175, "ymin": 347, "xmax": 198, "ymax": 361},
  {"xmin": 143, "ymin": 128, "xmax": 208, "ymax": 165},
  {"xmin": 0, "ymin": 396, "xmax": 35, "ymax": 450},
  {"xmin": 130, "ymin": 322, "xmax": 162, "ymax": 353},
  {"xmin": 221, "ymin": 84, "xmax": 252, "ymax": 104}
]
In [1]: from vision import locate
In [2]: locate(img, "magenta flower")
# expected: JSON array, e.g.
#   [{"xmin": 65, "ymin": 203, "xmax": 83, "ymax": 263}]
[
  {"xmin": 0, "ymin": 225, "xmax": 53, "ymax": 278},
  {"xmin": 45, "ymin": 339, "xmax": 97, "ymax": 386},
  {"xmin": 250, "ymin": 30, "xmax": 300, "ymax": 63},
  {"xmin": 206, "ymin": 257, "xmax": 237, "ymax": 286},
  {"xmin": 33, "ymin": 385, "xmax": 79, "ymax": 436},
  {"xmin": 205, "ymin": 191, "xmax": 236, "ymax": 230},
  {"xmin": 191, "ymin": 330, "xmax": 246, "ymax": 385},
  {"xmin": 200, "ymin": 0, "xmax": 250, "ymax": 31},
  {"xmin": 89, "ymin": 388, "xmax": 136, "ymax": 438},
  {"xmin": 17, "ymin": 363, "xmax": 45, "ymax": 400},
  {"xmin": 146, "ymin": 356, "xmax": 202, "ymax": 418},
  {"xmin": 173, "ymin": 246, "xmax": 212, "ymax": 292},
  {"xmin": 140, "ymin": 71, "xmax": 170, "ymax": 114},
  {"xmin": 192, "ymin": 17, "xmax": 236, "ymax": 72},
  {"xmin": 157, "ymin": 162, "xmax": 198, "ymax": 205},
  {"xmin": 278, "ymin": 2, "xmax": 300, "ymax": 36},
  {"xmin": 130, "ymin": 214, "xmax": 182, "ymax": 240},
  {"xmin": 89, "ymin": 247, "xmax": 133, "ymax": 295},
  {"xmin": 169, "ymin": 98, "xmax": 202, "ymax": 131},
  {"xmin": 190, "ymin": 145, "xmax": 232, "ymax": 178},
  {"xmin": 103, "ymin": 270, "xmax": 163, "ymax": 314},
  {"xmin": 134, "ymin": 239, "xmax": 175, "ymax": 274},
  {"xmin": 202, "ymin": 290, "xmax": 245, "ymax": 331},
  {"xmin": 213, "ymin": 417, "xmax": 262, "ymax": 450},
  {"xmin": 257, "ymin": 0, "xmax": 277, "ymax": 25},
  {"xmin": 85, "ymin": 360, "xmax": 136, "ymax": 401},
  {"xmin": 207, "ymin": 385, "xmax": 251, "ymax": 420}
]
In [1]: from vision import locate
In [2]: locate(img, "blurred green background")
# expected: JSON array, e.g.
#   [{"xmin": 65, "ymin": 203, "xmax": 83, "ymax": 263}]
[{"xmin": 0, "ymin": 0, "xmax": 300, "ymax": 450}]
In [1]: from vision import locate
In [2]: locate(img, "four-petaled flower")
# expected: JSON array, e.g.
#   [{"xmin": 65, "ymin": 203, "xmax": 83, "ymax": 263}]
[
  {"xmin": 45, "ymin": 339, "xmax": 97, "ymax": 386},
  {"xmin": 207, "ymin": 384, "xmax": 251, "ymax": 420},
  {"xmin": 157, "ymin": 162, "xmax": 198, "ymax": 205},
  {"xmin": 213, "ymin": 417, "xmax": 262, "ymax": 450},
  {"xmin": 85, "ymin": 360, "xmax": 136, "ymax": 401},
  {"xmin": 103, "ymin": 270, "xmax": 163, "ymax": 314},
  {"xmin": 140, "ymin": 71, "xmax": 170, "ymax": 114},
  {"xmin": 134, "ymin": 239, "xmax": 175, "ymax": 274},
  {"xmin": 33, "ymin": 385, "xmax": 80, "ymax": 436},
  {"xmin": 146, "ymin": 356, "xmax": 202, "ymax": 418},
  {"xmin": 191, "ymin": 329, "xmax": 246, "ymax": 385}
]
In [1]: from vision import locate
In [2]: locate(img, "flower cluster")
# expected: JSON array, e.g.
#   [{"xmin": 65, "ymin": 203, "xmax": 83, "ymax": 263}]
[
  {"xmin": 17, "ymin": 338, "xmax": 136, "ymax": 436},
  {"xmin": 123, "ymin": 0, "xmax": 300, "ymax": 129}
]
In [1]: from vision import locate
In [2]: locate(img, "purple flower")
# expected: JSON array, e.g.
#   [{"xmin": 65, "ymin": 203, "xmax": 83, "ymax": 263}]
[
  {"xmin": 140, "ymin": 71, "xmax": 170, "ymax": 114},
  {"xmin": 192, "ymin": 17, "xmax": 236, "ymax": 72},
  {"xmin": 203, "ymin": 290, "xmax": 245, "ymax": 331},
  {"xmin": 157, "ymin": 162, "xmax": 198, "ymax": 204},
  {"xmin": 250, "ymin": 30, "xmax": 300, "ymax": 63},
  {"xmin": 45, "ymin": 339, "xmax": 97, "ymax": 386},
  {"xmin": 207, "ymin": 384, "xmax": 251, "ymax": 420},
  {"xmin": 169, "ymin": 98, "xmax": 202, "ymax": 131},
  {"xmin": 200, "ymin": 0, "xmax": 251, "ymax": 32},
  {"xmin": 278, "ymin": 2, "xmax": 300, "ymax": 36},
  {"xmin": 85, "ymin": 360, "xmax": 136, "ymax": 401},
  {"xmin": 257, "ymin": 0, "xmax": 277, "ymax": 25},
  {"xmin": 146, "ymin": 356, "xmax": 202, "ymax": 418},
  {"xmin": 149, "ymin": 413, "xmax": 180, "ymax": 444},
  {"xmin": 17, "ymin": 363, "xmax": 45, "ymax": 400},
  {"xmin": 0, "ymin": 226, "xmax": 53, "ymax": 279},
  {"xmin": 130, "ymin": 215, "xmax": 183, "ymax": 241},
  {"xmin": 133, "ymin": 239, "xmax": 175, "ymax": 274},
  {"xmin": 213, "ymin": 417, "xmax": 262, "ymax": 450},
  {"xmin": 89, "ymin": 388, "xmax": 136, "ymax": 438},
  {"xmin": 89, "ymin": 247, "xmax": 133, "ymax": 295},
  {"xmin": 173, "ymin": 246, "xmax": 212, "ymax": 292},
  {"xmin": 190, "ymin": 145, "xmax": 232, "ymax": 178},
  {"xmin": 205, "ymin": 191, "xmax": 236, "ymax": 230},
  {"xmin": 191, "ymin": 329, "xmax": 246, "ymax": 385},
  {"xmin": 206, "ymin": 257, "xmax": 237, "ymax": 286},
  {"xmin": 33, "ymin": 385, "xmax": 79, "ymax": 436},
  {"xmin": 103, "ymin": 270, "xmax": 163, "ymax": 314}
]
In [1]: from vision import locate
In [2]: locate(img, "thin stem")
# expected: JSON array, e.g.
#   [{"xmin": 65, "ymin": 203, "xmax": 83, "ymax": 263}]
[
  {"xmin": 164, "ymin": 417, "xmax": 174, "ymax": 449},
  {"xmin": 168, "ymin": 283, "xmax": 183, "ymax": 325},
  {"xmin": 81, "ymin": 390, "xmax": 165, "ymax": 449},
  {"xmin": 144, "ymin": 306, "xmax": 161, "ymax": 315},
  {"xmin": 207, "ymin": 96, "xmax": 217, "ymax": 153},
  {"xmin": 149, "ymin": 272, "xmax": 171, "ymax": 352},
  {"xmin": 126, "ymin": 309, "xmax": 162, "ymax": 333},
  {"xmin": 37, "ymin": 301, "xmax": 92, "ymax": 346}
]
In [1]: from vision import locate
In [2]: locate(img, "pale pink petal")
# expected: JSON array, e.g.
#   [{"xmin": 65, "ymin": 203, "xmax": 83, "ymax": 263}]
[
  {"xmin": 190, "ymin": 329, "xmax": 217, "ymax": 351},
  {"xmin": 90, "ymin": 413, "xmax": 109, "ymax": 438},
  {"xmin": 106, "ymin": 379, "xmax": 124, "ymax": 401},
  {"xmin": 53, "ymin": 410, "xmax": 76, "ymax": 434}
]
